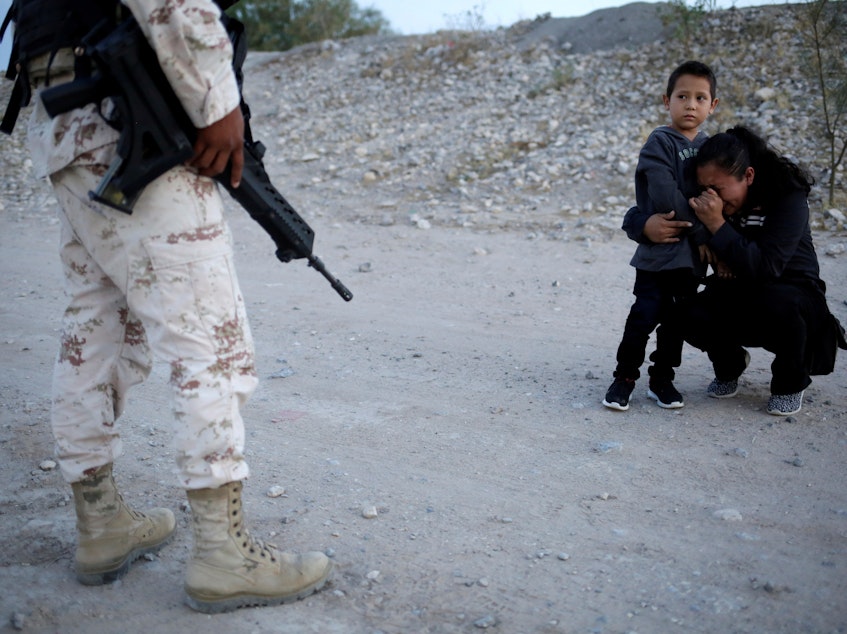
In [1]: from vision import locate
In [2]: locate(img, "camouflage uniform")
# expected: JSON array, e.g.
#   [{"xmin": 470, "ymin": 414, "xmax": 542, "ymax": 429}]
[{"xmin": 27, "ymin": 0, "xmax": 256, "ymax": 489}]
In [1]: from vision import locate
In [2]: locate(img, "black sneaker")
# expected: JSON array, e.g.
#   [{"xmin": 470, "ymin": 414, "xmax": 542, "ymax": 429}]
[
  {"xmin": 647, "ymin": 380, "xmax": 684, "ymax": 409},
  {"xmin": 603, "ymin": 378, "xmax": 635, "ymax": 411}
]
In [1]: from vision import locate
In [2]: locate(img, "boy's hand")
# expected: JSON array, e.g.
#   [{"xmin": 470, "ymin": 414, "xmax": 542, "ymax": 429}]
[
  {"xmin": 189, "ymin": 107, "xmax": 245, "ymax": 188},
  {"xmin": 643, "ymin": 211, "xmax": 692, "ymax": 243}
]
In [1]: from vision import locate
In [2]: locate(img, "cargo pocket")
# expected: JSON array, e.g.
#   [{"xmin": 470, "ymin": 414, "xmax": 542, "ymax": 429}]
[{"xmin": 140, "ymin": 222, "xmax": 241, "ymax": 360}]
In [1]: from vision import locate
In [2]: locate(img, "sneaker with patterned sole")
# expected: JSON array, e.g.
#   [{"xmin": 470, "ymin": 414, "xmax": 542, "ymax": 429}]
[
  {"xmin": 707, "ymin": 350, "xmax": 750, "ymax": 399},
  {"xmin": 603, "ymin": 378, "xmax": 635, "ymax": 411},
  {"xmin": 706, "ymin": 378, "xmax": 739, "ymax": 398},
  {"xmin": 767, "ymin": 391, "xmax": 804, "ymax": 416},
  {"xmin": 647, "ymin": 381, "xmax": 684, "ymax": 409}
]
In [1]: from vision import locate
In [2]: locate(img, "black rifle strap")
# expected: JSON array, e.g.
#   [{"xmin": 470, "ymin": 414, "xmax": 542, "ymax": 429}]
[
  {"xmin": 1, "ymin": 75, "xmax": 26, "ymax": 133},
  {"xmin": 0, "ymin": 1, "xmax": 20, "ymax": 133}
]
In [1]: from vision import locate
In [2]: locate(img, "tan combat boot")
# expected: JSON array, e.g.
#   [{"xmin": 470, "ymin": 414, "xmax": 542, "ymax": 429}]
[
  {"xmin": 185, "ymin": 481, "xmax": 332, "ymax": 614},
  {"xmin": 70, "ymin": 463, "xmax": 176, "ymax": 585}
]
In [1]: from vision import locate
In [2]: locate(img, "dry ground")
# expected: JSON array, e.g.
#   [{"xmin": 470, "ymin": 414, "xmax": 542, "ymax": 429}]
[{"xmin": 1, "ymin": 184, "xmax": 846, "ymax": 633}]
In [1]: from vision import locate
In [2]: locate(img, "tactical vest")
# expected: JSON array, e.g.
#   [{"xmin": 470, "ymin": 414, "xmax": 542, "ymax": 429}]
[{"xmin": 0, "ymin": 0, "xmax": 122, "ymax": 133}]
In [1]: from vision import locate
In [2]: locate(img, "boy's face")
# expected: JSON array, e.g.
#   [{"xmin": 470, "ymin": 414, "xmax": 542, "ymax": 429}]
[{"xmin": 663, "ymin": 74, "xmax": 718, "ymax": 138}]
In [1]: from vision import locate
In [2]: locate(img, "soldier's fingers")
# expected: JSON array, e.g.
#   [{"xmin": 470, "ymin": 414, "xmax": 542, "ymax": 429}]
[{"xmin": 229, "ymin": 147, "xmax": 244, "ymax": 188}]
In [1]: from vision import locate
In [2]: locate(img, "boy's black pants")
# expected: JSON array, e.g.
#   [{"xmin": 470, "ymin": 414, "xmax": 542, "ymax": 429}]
[{"xmin": 614, "ymin": 268, "xmax": 700, "ymax": 382}]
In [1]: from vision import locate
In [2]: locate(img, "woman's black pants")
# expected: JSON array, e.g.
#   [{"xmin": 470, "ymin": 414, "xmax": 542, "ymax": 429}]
[{"xmin": 681, "ymin": 279, "xmax": 829, "ymax": 395}]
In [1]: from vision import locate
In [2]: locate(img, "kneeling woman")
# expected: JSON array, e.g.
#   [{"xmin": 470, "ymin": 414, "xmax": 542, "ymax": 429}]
[{"xmin": 685, "ymin": 126, "xmax": 844, "ymax": 415}]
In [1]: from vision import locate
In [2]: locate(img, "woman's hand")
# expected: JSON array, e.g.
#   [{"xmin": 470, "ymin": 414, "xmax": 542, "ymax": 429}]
[
  {"xmin": 643, "ymin": 211, "xmax": 692, "ymax": 243},
  {"xmin": 699, "ymin": 244, "xmax": 717, "ymax": 265},
  {"xmin": 715, "ymin": 260, "xmax": 735, "ymax": 279},
  {"xmin": 689, "ymin": 188, "xmax": 725, "ymax": 234}
]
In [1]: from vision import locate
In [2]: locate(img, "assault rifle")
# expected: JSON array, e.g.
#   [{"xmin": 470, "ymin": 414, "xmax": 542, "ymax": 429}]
[{"xmin": 40, "ymin": 16, "xmax": 352, "ymax": 301}]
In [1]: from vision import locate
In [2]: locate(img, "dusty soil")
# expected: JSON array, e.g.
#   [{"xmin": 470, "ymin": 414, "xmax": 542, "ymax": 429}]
[{"xmin": 1, "ymin": 166, "xmax": 846, "ymax": 634}]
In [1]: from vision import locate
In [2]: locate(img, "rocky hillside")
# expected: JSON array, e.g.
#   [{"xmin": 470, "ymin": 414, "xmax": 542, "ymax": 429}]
[{"xmin": 2, "ymin": 2, "xmax": 845, "ymax": 240}]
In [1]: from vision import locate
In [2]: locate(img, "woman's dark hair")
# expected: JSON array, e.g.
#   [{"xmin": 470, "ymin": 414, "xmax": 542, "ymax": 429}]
[{"xmin": 696, "ymin": 126, "xmax": 813, "ymax": 200}]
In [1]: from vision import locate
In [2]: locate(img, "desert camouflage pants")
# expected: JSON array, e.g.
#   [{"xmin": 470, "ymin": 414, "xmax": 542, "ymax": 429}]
[{"xmin": 49, "ymin": 163, "xmax": 257, "ymax": 489}]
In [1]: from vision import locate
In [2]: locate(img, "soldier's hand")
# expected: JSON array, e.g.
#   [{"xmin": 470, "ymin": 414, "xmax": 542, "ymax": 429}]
[{"xmin": 190, "ymin": 107, "xmax": 244, "ymax": 188}]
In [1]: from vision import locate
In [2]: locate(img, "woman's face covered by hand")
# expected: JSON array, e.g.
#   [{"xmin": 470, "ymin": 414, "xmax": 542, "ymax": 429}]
[{"xmin": 696, "ymin": 163, "xmax": 755, "ymax": 217}]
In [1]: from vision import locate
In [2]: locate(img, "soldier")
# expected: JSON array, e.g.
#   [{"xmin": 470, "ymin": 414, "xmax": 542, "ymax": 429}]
[{"xmin": 2, "ymin": 0, "xmax": 331, "ymax": 614}]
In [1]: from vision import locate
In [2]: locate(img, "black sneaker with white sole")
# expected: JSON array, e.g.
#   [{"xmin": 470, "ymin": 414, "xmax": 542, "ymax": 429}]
[
  {"xmin": 603, "ymin": 378, "xmax": 635, "ymax": 411},
  {"xmin": 647, "ymin": 380, "xmax": 684, "ymax": 409}
]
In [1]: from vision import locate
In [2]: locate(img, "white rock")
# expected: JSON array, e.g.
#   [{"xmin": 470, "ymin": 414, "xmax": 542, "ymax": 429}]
[
  {"xmin": 754, "ymin": 87, "xmax": 777, "ymax": 101},
  {"xmin": 713, "ymin": 508, "xmax": 743, "ymax": 522}
]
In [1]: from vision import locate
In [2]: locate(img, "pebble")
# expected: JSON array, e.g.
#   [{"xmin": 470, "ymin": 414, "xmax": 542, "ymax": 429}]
[
  {"xmin": 10, "ymin": 613, "xmax": 25, "ymax": 630},
  {"xmin": 362, "ymin": 505, "xmax": 379, "ymax": 519},
  {"xmin": 473, "ymin": 614, "xmax": 497, "ymax": 628},
  {"xmin": 594, "ymin": 441, "xmax": 622, "ymax": 454},
  {"xmin": 736, "ymin": 532, "xmax": 761, "ymax": 541},
  {"xmin": 38, "ymin": 459, "xmax": 57, "ymax": 471},
  {"xmin": 269, "ymin": 361, "xmax": 295, "ymax": 379},
  {"xmin": 266, "ymin": 485, "xmax": 287, "ymax": 498},
  {"xmin": 824, "ymin": 209, "xmax": 845, "ymax": 225},
  {"xmin": 713, "ymin": 508, "xmax": 743, "ymax": 522}
]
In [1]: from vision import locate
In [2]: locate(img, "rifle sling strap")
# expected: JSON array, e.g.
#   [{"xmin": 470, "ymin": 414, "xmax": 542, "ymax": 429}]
[{"xmin": 1, "ymin": 71, "xmax": 27, "ymax": 134}]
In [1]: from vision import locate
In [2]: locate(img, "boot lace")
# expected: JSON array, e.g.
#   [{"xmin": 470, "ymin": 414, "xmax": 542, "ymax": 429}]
[{"xmin": 231, "ymin": 491, "xmax": 277, "ymax": 562}]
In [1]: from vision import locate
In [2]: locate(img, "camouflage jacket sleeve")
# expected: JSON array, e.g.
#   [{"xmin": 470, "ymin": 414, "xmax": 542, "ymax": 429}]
[
  {"xmin": 27, "ymin": 0, "xmax": 240, "ymax": 177},
  {"xmin": 122, "ymin": 0, "xmax": 240, "ymax": 129}
]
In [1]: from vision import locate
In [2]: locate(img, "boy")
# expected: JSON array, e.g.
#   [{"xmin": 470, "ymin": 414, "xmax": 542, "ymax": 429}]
[{"xmin": 602, "ymin": 60, "xmax": 719, "ymax": 411}]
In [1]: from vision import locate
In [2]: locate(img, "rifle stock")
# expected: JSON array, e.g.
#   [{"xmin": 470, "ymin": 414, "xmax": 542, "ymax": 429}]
[{"xmin": 39, "ymin": 16, "xmax": 352, "ymax": 302}]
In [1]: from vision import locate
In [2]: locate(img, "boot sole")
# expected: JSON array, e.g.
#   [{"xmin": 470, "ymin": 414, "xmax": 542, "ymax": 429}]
[
  {"xmin": 76, "ymin": 529, "xmax": 176, "ymax": 586},
  {"xmin": 185, "ymin": 560, "xmax": 333, "ymax": 614}
]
